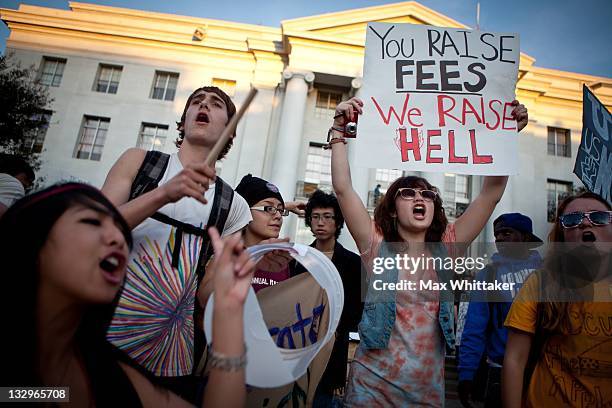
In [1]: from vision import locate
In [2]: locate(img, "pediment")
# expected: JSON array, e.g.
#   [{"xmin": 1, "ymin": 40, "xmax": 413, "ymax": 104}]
[{"xmin": 282, "ymin": 1, "xmax": 467, "ymax": 44}]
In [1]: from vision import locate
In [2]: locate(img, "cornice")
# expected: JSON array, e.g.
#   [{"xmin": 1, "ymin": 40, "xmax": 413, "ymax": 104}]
[{"xmin": 281, "ymin": 1, "xmax": 466, "ymax": 32}]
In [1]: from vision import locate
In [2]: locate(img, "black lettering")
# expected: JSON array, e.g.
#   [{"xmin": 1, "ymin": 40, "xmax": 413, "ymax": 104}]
[
  {"xmin": 428, "ymin": 29, "xmax": 443, "ymax": 57},
  {"xmin": 441, "ymin": 31, "xmax": 461, "ymax": 56},
  {"xmin": 440, "ymin": 60, "xmax": 462, "ymax": 91},
  {"xmin": 386, "ymin": 40, "xmax": 401, "ymax": 58},
  {"xmin": 500, "ymin": 35, "xmax": 516, "ymax": 63},
  {"xmin": 480, "ymin": 33, "xmax": 499, "ymax": 61},
  {"xmin": 396, "ymin": 60, "xmax": 415, "ymax": 89},
  {"xmin": 399, "ymin": 38, "xmax": 415, "ymax": 58},
  {"xmin": 464, "ymin": 63, "xmax": 487, "ymax": 92},
  {"xmin": 369, "ymin": 25, "xmax": 395, "ymax": 59},
  {"xmin": 416, "ymin": 60, "xmax": 438, "ymax": 90},
  {"xmin": 458, "ymin": 30, "xmax": 477, "ymax": 59}
]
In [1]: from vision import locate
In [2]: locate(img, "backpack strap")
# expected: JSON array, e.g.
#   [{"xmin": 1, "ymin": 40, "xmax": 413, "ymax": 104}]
[
  {"xmin": 193, "ymin": 176, "xmax": 234, "ymax": 372},
  {"xmin": 129, "ymin": 151, "xmax": 170, "ymax": 200},
  {"xmin": 195, "ymin": 176, "xmax": 235, "ymax": 278}
]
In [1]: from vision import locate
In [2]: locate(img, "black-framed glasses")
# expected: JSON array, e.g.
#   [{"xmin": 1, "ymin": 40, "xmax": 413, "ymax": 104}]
[
  {"xmin": 251, "ymin": 206, "xmax": 289, "ymax": 216},
  {"xmin": 559, "ymin": 210, "xmax": 612, "ymax": 229},
  {"xmin": 395, "ymin": 188, "xmax": 437, "ymax": 202},
  {"xmin": 311, "ymin": 213, "xmax": 335, "ymax": 223}
]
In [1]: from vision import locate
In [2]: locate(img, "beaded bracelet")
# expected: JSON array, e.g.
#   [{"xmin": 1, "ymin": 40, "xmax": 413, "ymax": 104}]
[{"xmin": 208, "ymin": 344, "xmax": 247, "ymax": 372}]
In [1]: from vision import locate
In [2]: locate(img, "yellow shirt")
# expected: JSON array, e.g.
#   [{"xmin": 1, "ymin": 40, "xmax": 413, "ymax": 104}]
[{"xmin": 505, "ymin": 274, "xmax": 612, "ymax": 408}]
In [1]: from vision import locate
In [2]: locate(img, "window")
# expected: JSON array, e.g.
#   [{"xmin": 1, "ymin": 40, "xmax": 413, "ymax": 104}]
[
  {"xmin": 24, "ymin": 111, "xmax": 52, "ymax": 153},
  {"xmin": 444, "ymin": 173, "xmax": 471, "ymax": 220},
  {"xmin": 94, "ymin": 64, "xmax": 122, "ymax": 94},
  {"xmin": 212, "ymin": 78, "xmax": 236, "ymax": 97},
  {"xmin": 547, "ymin": 179, "xmax": 572, "ymax": 222},
  {"xmin": 151, "ymin": 71, "xmax": 179, "ymax": 101},
  {"xmin": 375, "ymin": 169, "xmax": 403, "ymax": 188},
  {"xmin": 39, "ymin": 57, "xmax": 66, "ymax": 87},
  {"xmin": 296, "ymin": 143, "xmax": 332, "ymax": 198},
  {"xmin": 74, "ymin": 116, "xmax": 110, "ymax": 161},
  {"xmin": 367, "ymin": 169, "xmax": 403, "ymax": 208},
  {"xmin": 304, "ymin": 143, "xmax": 332, "ymax": 185},
  {"xmin": 137, "ymin": 123, "xmax": 168, "ymax": 150},
  {"xmin": 547, "ymin": 127, "xmax": 571, "ymax": 157},
  {"xmin": 314, "ymin": 89, "xmax": 343, "ymax": 119}
]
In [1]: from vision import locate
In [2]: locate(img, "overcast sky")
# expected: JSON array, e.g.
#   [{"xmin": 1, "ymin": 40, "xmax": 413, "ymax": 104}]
[{"xmin": 1, "ymin": 0, "xmax": 610, "ymax": 77}]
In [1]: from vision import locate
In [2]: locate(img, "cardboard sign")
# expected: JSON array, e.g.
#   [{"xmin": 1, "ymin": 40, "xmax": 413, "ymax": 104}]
[
  {"xmin": 574, "ymin": 86, "xmax": 612, "ymax": 204},
  {"xmin": 246, "ymin": 273, "xmax": 335, "ymax": 407},
  {"xmin": 357, "ymin": 22, "xmax": 520, "ymax": 175}
]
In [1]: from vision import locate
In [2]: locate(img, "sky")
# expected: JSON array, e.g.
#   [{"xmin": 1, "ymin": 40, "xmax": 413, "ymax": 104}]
[{"xmin": 0, "ymin": 0, "xmax": 610, "ymax": 78}]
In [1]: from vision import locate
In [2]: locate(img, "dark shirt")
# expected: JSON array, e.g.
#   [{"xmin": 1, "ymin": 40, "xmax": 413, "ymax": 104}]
[{"xmin": 291, "ymin": 240, "xmax": 364, "ymax": 392}]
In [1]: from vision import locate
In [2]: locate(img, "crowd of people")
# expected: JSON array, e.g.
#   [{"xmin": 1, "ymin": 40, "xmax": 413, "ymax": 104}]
[{"xmin": 0, "ymin": 85, "xmax": 610, "ymax": 408}]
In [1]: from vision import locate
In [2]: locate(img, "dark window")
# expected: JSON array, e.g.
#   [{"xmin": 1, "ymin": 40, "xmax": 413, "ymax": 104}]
[
  {"xmin": 39, "ymin": 57, "xmax": 66, "ymax": 87},
  {"xmin": 74, "ymin": 116, "xmax": 110, "ymax": 161},
  {"xmin": 151, "ymin": 71, "xmax": 179, "ymax": 101},
  {"xmin": 94, "ymin": 64, "xmax": 122, "ymax": 94},
  {"xmin": 547, "ymin": 127, "xmax": 571, "ymax": 157}
]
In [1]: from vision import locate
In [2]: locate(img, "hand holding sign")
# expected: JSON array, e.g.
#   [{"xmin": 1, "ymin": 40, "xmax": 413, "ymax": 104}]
[{"xmin": 511, "ymin": 100, "xmax": 528, "ymax": 132}]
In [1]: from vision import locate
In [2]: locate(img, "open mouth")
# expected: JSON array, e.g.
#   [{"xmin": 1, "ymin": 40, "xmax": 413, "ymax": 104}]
[
  {"xmin": 196, "ymin": 112, "xmax": 210, "ymax": 124},
  {"xmin": 413, "ymin": 204, "xmax": 426, "ymax": 219},
  {"xmin": 99, "ymin": 253, "xmax": 125, "ymax": 284},
  {"xmin": 581, "ymin": 231, "xmax": 597, "ymax": 242}
]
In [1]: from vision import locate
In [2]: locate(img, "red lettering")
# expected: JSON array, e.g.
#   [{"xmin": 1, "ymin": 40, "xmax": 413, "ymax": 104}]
[
  {"xmin": 437, "ymin": 95, "xmax": 461, "ymax": 127},
  {"xmin": 371, "ymin": 94, "xmax": 411, "ymax": 126},
  {"xmin": 407, "ymin": 108, "xmax": 423, "ymax": 127},
  {"xmin": 398, "ymin": 127, "xmax": 422, "ymax": 162},
  {"xmin": 461, "ymin": 98, "xmax": 483, "ymax": 124},
  {"xmin": 426, "ymin": 130, "xmax": 443, "ymax": 163},
  {"xmin": 470, "ymin": 129, "xmax": 493, "ymax": 164},
  {"xmin": 448, "ymin": 130, "xmax": 468, "ymax": 163},
  {"xmin": 502, "ymin": 102, "xmax": 517, "ymax": 130},
  {"xmin": 485, "ymin": 100, "xmax": 502, "ymax": 130}
]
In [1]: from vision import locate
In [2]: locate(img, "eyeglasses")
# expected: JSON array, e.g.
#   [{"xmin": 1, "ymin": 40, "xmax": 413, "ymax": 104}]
[
  {"xmin": 559, "ymin": 210, "xmax": 612, "ymax": 229},
  {"xmin": 250, "ymin": 206, "xmax": 289, "ymax": 216},
  {"xmin": 395, "ymin": 188, "xmax": 437, "ymax": 202},
  {"xmin": 311, "ymin": 213, "xmax": 335, "ymax": 223}
]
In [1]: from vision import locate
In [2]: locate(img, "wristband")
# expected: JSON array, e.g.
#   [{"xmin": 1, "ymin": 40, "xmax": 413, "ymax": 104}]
[{"xmin": 324, "ymin": 137, "xmax": 347, "ymax": 150}]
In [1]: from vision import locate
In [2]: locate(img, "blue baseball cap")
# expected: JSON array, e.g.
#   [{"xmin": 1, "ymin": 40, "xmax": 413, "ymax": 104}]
[{"xmin": 494, "ymin": 213, "xmax": 543, "ymax": 243}]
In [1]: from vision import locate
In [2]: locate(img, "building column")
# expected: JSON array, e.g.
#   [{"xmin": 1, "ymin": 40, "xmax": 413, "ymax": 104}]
[{"xmin": 269, "ymin": 69, "xmax": 314, "ymax": 201}]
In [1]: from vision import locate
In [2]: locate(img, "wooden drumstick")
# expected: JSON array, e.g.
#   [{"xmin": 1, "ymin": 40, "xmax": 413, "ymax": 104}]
[{"xmin": 205, "ymin": 87, "xmax": 258, "ymax": 166}]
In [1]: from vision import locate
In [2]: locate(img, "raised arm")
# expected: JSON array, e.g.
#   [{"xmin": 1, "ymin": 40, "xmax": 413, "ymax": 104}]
[
  {"xmin": 454, "ymin": 100, "xmax": 528, "ymax": 244},
  {"xmin": 101, "ymin": 148, "xmax": 215, "ymax": 229},
  {"xmin": 203, "ymin": 228, "xmax": 254, "ymax": 408},
  {"xmin": 502, "ymin": 328, "xmax": 533, "ymax": 408},
  {"xmin": 331, "ymin": 97, "xmax": 373, "ymax": 253}
]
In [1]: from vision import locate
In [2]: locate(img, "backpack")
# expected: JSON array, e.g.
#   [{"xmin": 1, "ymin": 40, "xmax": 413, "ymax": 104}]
[{"xmin": 128, "ymin": 150, "xmax": 234, "ymax": 375}]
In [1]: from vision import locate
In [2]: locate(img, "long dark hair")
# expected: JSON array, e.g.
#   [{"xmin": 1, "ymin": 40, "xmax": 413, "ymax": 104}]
[
  {"xmin": 373, "ymin": 176, "xmax": 448, "ymax": 242},
  {"xmin": 0, "ymin": 183, "xmax": 132, "ymax": 386},
  {"xmin": 538, "ymin": 191, "xmax": 611, "ymax": 333}
]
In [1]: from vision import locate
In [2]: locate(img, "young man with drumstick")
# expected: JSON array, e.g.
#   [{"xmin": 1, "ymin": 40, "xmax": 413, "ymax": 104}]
[{"xmin": 101, "ymin": 86, "xmax": 254, "ymax": 403}]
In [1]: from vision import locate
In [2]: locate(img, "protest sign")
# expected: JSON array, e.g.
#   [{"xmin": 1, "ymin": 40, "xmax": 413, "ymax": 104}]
[
  {"xmin": 574, "ymin": 85, "xmax": 612, "ymax": 204},
  {"xmin": 357, "ymin": 22, "xmax": 520, "ymax": 175}
]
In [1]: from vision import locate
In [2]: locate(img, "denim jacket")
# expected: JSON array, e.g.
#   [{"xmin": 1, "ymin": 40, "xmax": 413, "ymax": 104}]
[{"xmin": 358, "ymin": 241, "xmax": 456, "ymax": 351}]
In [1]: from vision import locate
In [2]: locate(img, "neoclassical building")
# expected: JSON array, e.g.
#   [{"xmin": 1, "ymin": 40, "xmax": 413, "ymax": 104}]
[{"xmin": 2, "ymin": 1, "xmax": 611, "ymax": 248}]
